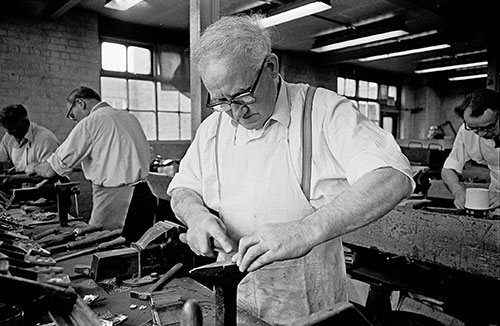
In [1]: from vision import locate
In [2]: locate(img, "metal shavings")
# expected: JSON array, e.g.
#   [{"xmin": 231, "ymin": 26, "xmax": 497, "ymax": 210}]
[
  {"xmin": 138, "ymin": 305, "xmax": 148, "ymax": 310},
  {"xmin": 129, "ymin": 304, "xmax": 137, "ymax": 309}
]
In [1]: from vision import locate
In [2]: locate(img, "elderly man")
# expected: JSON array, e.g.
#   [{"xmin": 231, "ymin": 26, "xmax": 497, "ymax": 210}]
[
  {"xmin": 442, "ymin": 88, "xmax": 500, "ymax": 210},
  {"xmin": 0, "ymin": 104, "xmax": 59, "ymax": 172},
  {"xmin": 26, "ymin": 86, "xmax": 156, "ymax": 242},
  {"xmin": 167, "ymin": 15, "xmax": 414, "ymax": 325}
]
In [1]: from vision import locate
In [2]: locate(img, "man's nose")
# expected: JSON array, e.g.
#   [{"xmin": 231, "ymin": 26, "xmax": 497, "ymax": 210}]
[{"xmin": 230, "ymin": 103, "xmax": 248, "ymax": 120}]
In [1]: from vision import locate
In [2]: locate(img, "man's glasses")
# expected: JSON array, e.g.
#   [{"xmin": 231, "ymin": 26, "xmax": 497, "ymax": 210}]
[
  {"xmin": 66, "ymin": 100, "xmax": 78, "ymax": 121},
  {"xmin": 206, "ymin": 57, "xmax": 267, "ymax": 112},
  {"xmin": 464, "ymin": 115, "xmax": 498, "ymax": 133}
]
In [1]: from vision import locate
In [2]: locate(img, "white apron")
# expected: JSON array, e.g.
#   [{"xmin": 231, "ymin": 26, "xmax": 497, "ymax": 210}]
[
  {"xmin": 89, "ymin": 184, "xmax": 134, "ymax": 230},
  {"xmin": 217, "ymin": 113, "xmax": 347, "ymax": 325}
]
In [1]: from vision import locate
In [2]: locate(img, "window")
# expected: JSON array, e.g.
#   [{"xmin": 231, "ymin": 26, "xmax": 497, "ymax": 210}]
[
  {"xmin": 337, "ymin": 77, "xmax": 399, "ymax": 135},
  {"xmin": 100, "ymin": 41, "xmax": 191, "ymax": 141}
]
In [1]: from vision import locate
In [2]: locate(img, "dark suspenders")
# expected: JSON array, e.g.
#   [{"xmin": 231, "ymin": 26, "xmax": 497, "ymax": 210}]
[{"xmin": 301, "ymin": 86, "xmax": 317, "ymax": 201}]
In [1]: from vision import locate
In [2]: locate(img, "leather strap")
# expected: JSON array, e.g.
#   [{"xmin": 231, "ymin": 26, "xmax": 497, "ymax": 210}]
[{"xmin": 302, "ymin": 86, "xmax": 317, "ymax": 200}]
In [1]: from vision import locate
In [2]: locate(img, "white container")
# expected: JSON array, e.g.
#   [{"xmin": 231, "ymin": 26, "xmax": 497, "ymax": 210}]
[{"xmin": 465, "ymin": 188, "xmax": 489, "ymax": 210}]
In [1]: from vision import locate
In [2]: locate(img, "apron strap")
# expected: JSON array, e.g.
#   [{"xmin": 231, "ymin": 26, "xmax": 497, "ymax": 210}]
[{"xmin": 301, "ymin": 86, "xmax": 317, "ymax": 200}]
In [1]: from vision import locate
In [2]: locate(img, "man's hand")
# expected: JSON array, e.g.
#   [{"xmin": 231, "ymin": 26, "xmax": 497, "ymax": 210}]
[
  {"xmin": 180, "ymin": 213, "xmax": 237, "ymax": 258},
  {"xmin": 452, "ymin": 187, "xmax": 466, "ymax": 209},
  {"xmin": 232, "ymin": 220, "xmax": 315, "ymax": 273},
  {"xmin": 25, "ymin": 162, "xmax": 57, "ymax": 179},
  {"xmin": 490, "ymin": 191, "xmax": 500, "ymax": 210}
]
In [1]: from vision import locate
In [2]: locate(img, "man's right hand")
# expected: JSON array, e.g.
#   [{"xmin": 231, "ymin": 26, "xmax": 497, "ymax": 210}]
[
  {"xmin": 452, "ymin": 187, "xmax": 466, "ymax": 209},
  {"xmin": 180, "ymin": 213, "xmax": 236, "ymax": 258}
]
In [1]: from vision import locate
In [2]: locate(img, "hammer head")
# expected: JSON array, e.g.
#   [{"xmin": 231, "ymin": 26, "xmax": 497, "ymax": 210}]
[{"xmin": 189, "ymin": 261, "xmax": 247, "ymax": 285}]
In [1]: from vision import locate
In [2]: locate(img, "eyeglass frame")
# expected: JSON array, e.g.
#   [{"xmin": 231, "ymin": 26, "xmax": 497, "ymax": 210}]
[
  {"xmin": 66, "ymin": 99, "xmax": 81, "ymax": 121},
  {"xmin": 205, "ymin": 57, "xmax": 268, "ymax": 112},
  {"xmin": 464, "ymin": 113, "xmax": 499, "ymax": 132}
]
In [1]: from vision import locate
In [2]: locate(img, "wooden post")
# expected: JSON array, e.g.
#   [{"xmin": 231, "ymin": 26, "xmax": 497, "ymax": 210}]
[{"xmin": 189, "ymin": 0, "xmax": 219, "ymax": 140}]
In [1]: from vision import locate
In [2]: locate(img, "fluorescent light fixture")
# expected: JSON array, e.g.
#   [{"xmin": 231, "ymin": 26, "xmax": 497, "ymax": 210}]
[
  {"xmin": 415, "ymin": 61, "xmax": 488, "ymax": 74},
  {"xmin": 448, "ymin": 74, "xmax": 487, "ymax": 81},
  {"xmin": 359, "ymin": 44, "xmax": 450, "ymax": 62},
  {"xmin": 311, "ymin": 30, "xmax": 408, "ymax": 53},
  {"xmin": 105, "ymin": 0, "xmax": 143, "ymax": 11},
  {"xmin": 260, "ymin": 1, "xmax": 331, "ymax": 28}
]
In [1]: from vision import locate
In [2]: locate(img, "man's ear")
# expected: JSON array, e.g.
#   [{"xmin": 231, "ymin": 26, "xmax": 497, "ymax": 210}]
[{"xmin": 266, "ymin": 53, "xmax": 280, "ymax": 79}]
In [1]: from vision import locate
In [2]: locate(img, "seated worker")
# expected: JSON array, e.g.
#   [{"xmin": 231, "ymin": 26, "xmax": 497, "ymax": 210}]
[
  {"xmin": 166, "ymin": 15, "xmax": 415, "ymax": 325},
  {"xmin": 0, "ymin": 104, "xmax": 59, "ymax": 173},
  {"xmin": 26, "ymin": 86, "xmax": 156, "ymax": 242},
  {"xmin": 441, "ymin": 88, "xmax": 500, "ymax": 210}
]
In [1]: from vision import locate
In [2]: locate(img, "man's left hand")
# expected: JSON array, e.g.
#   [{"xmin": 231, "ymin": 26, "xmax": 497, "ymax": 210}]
[{"xmin": 232, "ymin": 220, "xmax": 315, "ymax": 272}]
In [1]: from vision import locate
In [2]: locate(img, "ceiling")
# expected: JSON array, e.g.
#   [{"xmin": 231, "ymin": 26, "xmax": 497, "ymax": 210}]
[{"xmin": 6, "ymin": 0, "xmax": 496, "ymax": 77}]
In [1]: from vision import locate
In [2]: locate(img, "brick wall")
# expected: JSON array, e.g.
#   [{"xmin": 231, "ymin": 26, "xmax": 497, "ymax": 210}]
[
  {"xmin": 0, "ymin": 9, "xmax": 100, "ymax": 220},
  {"xmin": 0, "ymin": 9, "xmax": 100, "ymax": 140}
]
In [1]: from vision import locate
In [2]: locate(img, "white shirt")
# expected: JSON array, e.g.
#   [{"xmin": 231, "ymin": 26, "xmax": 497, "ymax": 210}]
[
  {"xmin": 0, "ymin": 122, "xmax": 59, "ymax": 172},
  {"xmin": 168, "ymin": 80, "xmax": 414, "ymax": 211},
  {"xmin": 443, "ymin": 124, "xmax": 500, "ymax": 191},
  {"xmin": 47, "ymin": 102, "xmax": 150, "ymax": 187}
]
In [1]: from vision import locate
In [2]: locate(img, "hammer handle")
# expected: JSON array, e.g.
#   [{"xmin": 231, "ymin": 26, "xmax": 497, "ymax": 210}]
[{"xmin": 148, "ymin": 262, "xmax": 184, "ymax": 293}]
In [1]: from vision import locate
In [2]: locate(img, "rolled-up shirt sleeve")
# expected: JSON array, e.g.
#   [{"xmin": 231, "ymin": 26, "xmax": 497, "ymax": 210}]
[
  {"xmin": 321, "ymin": 94, "xmax": 414, "ymax": 188},
  {"xmin": 442, "ymin": 127, "xmax": 469, "ymax": 174},
  {"xmin": 47, "ymin": 122, "xmax": 92, "ymax": 176}
]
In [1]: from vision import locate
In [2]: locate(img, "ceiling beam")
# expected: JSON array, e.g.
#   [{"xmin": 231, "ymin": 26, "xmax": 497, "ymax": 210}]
[{"xmin": 50, "ymin": 0, "xmax": 83, "ymax": 20}]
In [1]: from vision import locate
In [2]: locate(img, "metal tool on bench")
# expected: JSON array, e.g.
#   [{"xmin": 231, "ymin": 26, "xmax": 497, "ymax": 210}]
[
  {"xmin": 46, "ymin": 229, "xmax": 122, "ymax": 254},
  {"xmin": 130, "ymin": 262, "xmax": 183, "ymax": 300},
  {"xmin": 0, "ymin": 246, "xmax": 56, "ymax": 267},
  {"xmin": 0, "ymin": 233, "xmax": 50, "ymax": 256},
  {"xmin": 38, "ymin": 224, "xmax": 103, "ymax": 247},
  {"xmin": 190, "ymin": 260, "xmax": 248, "ymax": 326},
  {"xmin": 55, "ymin": 236, "xmax": 126, "ymax": 262}
]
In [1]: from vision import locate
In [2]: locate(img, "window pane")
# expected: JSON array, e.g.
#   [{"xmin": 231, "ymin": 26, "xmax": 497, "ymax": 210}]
[
  {"xmin": 131, "ymin": 111, "xmax": 156, "ymax": 140},
  {"xmin": 345, "ymin": 78, "xmax": 356, "ymax": 97},
  {"xmin": 388, "ymin": 86, "xmax": 397, "ymax": 101},
  {"xmin": 159, "ymin": 112, "xmax": 180, "ymax": 140},
  {"xmin": 337, "ymin": 77, "xmax": 345, "ymax": 95},
  {"xmin": 368, "ymin": 82, "xmax": 378, "ymax": 99},
  {"xmin": 101, "ymin": 77, "xmax": 127, "ymax": 109},
  {"xmin": 128, "ymin": 46, "xmax": 151, "ymax": 74},
  {"xmin": 383, "ymin": 117, "xmax": 393, "ymax": 133},
  {"xmin": 180, "ymin": 113, "xmax": 191, "ymax": 140},
  {"xmin": 157, "ymin": 86, "xmax": 179, "ymax": 111},
  {"xmin": 379, "ymin": 84, "xmax": 388, "ymax": 100},
  {"xmin": 102, "ymin": 42, "xmax": 126, "ymax": 72},
  {"xmin": 179, "ymin": 92, "xmax": 191, "ymax": 113},
  {"xmin": 367, "ymin": 102, "xmax": 380, "ymax": 121},
  {"xmin": 358, "ymin": 101, "xmax": 368, "ymax": 117},
  {"xmin": 358, "ymin": 80, "xmax": 368, "ymax": 98},
  {"xmin": 129, "ymin": 80, "xmax": 155, "ymax": 111}
]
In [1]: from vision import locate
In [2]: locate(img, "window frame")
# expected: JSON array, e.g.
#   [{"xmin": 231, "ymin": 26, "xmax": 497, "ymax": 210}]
[{"xmin": 99, "ymin": 37, "xmax": 191, "ymax": 141}]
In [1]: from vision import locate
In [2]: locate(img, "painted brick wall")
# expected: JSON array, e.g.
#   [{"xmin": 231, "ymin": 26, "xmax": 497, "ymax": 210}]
[
  {"xmin": 0, "ymin": 9, "xmax": 100, "ymax": 141},
  {"xmin": 0, "ymin": 9, "xmax": 100, "ymax": 220}
]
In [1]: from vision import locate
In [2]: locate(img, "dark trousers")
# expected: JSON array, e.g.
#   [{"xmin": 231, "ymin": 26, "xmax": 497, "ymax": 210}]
[{"xmin": 122, "ymin": 182, "xmax": 157, "ymax": 243}]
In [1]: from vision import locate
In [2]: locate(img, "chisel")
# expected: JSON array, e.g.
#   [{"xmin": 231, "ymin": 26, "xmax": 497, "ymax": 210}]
[{"xmin": 55, "ymin": 236, "xmax": 127, "ymax": 262}]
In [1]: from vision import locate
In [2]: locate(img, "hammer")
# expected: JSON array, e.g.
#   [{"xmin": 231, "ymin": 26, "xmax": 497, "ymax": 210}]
[
  {"xmin": 130, "ymin": 262, "xmax": 183, "ymax": 300},
  {"xmin": 189, "ymin": 261, "xmax": 247, "ymax": 326}
]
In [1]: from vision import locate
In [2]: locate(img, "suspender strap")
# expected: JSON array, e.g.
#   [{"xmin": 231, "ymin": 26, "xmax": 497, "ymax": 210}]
[{"xmin": 301, "ymin": 86, "xmax": 317, "ymax": 200}]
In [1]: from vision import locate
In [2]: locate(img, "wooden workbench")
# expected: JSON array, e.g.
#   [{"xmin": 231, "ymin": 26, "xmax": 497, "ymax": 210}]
[{"xmin": 343, "ymin": 206, "xmax": 499, "ymax": 280}]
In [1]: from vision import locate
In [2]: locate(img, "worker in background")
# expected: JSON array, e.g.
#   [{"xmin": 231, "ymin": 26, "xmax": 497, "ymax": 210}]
[
  {"xmin": 441, "ymin": 88, "xmax": 500, "ymax": 210},
  {"xmin": 26, "ymin": 86, "xmax": 156, "ymax": 243},
  {"xmin": 167, "ymin": 15, "xmax": 415, "ymax": 325},
  {"xmin": 0, "ymin": 104, "xmax": 59, "ymax": 173}
]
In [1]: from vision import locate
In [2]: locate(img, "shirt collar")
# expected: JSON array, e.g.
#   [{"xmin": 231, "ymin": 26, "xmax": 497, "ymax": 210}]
[
  {"xmin": 90, "ymin": 102, "xmax": 110, "ymax": 114},
  {"xmin": 17, "ymin": 122, "xmax": 34, "ymax": 146},
  {"xmin": 267, "ymin": 76, "xmax": 290, "ymax": 128}
]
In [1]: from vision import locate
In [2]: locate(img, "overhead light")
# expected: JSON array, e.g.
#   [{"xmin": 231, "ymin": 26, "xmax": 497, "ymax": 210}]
[
  {"xmin": 359, "ymin": 44, "xmax": 450, "ymax": 62},
  {"xmin": 311, "ymin": 16, "xmax": 409, "ymax": 53},
  {"xmin": 448, "ymin": 74, "xmax": 487, "ymax": 81},
  {"xmin": 260, "ymin": 1, "xmax": 331, "ymax": 28},
  {"xmin": 105, "ymin": 0, "xmax": 143, "ymax": 11},
  {"xmin": 415, "ymin": 61, "xmax": 488, "ymax": 74},
  {"xmin": 312, "ymin": 30, "xmax": 408, "ymax": 52}
]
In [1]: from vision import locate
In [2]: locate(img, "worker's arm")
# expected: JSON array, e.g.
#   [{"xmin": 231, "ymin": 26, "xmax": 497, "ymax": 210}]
[
  {"xmin": 25, "ymin": 162, "xmax": 57, "ymax": 179},
  {"xmin": 441, "ymin": 167, "xmax": 466, "ymax": 209},
  {"xmin": 233, "ymin": 167, "xmax": 413, "ymax": 272},
  {"xmin": 170, "ymin": 187, "xmax": 236, "ymax": 257}
]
